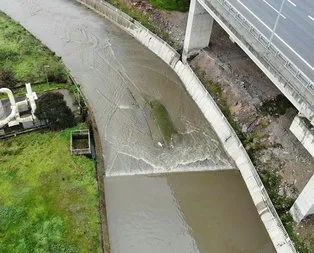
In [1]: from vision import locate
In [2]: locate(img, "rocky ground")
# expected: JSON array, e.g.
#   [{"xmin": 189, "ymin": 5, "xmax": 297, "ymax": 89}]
[{"xmin": 117, "ymin": 0, "xmax": 314, "ymax": 249}]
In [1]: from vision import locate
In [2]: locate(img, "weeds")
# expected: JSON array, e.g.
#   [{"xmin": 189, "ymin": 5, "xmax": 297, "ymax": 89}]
[
  {"xmin": 0, "ymin": 68, "xmax": 16, "ymax": 88},
  {"xmin": 148, "ymin": 0, "xmax": 190, "ymax": 11},
  {"xmin": 150, "ymin": 100, "xmax": 176, "ymax": 145},
  {"xmin": 260, "ymin": 94, "xmax": 293, "ymax": 116},
  {"xmin": 260, "ymin": 169, "xmax": 309, "ymax": 253},
  {"xmin": 107, "ymin": 0, "xmax": 175, "ymax": 47}
]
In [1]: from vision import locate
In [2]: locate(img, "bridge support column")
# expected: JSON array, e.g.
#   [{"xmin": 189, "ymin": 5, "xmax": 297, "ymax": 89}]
[
  {"xmin": 290, "ymin": 175, "xmax": 314, "ymax": 222},
  {"xmin": 289, "ymin": 115, "xmax": 314, "ymax": 158},
  {"xmin": 183, "ymin": 0, "xmax": 213, "ymax": 60}
]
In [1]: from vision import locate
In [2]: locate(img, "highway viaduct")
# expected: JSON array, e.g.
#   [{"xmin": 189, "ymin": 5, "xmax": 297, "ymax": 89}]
[{"xmin": 183, "ymin": 0, "xmax": 314, "ymax": 222}]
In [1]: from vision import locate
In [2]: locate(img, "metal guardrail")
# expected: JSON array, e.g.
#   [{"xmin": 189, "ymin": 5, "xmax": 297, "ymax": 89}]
[{"xmin": 203, "ymin": 0, "xmax": 314, "ymax": 109}]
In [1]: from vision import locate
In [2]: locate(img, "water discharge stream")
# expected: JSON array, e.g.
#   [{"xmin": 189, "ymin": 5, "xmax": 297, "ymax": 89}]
[{"xmin": 0, "ymin": 0, "xmax": 275, "ymax": 251}]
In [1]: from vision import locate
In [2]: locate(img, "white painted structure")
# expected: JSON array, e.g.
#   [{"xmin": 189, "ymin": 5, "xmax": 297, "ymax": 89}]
[
  {"xmin": 289, "ymin": 115, "xmax": 314, "ymax": 221},
  {"xmin": 0, "ymin": 83, "xmax": 37, "ymax": 128},
  {"xmin": 73, "ymin": 0, "xmax": 296, "ymax": 251},
  {"xmin": 290, "ymin": 175, "xmax": 314, "ymax": 222},
  {"xmin": 183, "ymin": 0, "xmax": 213, "ymax": 59}
]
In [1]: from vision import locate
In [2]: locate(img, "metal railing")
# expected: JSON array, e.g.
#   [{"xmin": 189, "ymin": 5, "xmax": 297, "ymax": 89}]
[{"xmin": 202, "ymin": 0, "xmax": 314, "ymax": 109}]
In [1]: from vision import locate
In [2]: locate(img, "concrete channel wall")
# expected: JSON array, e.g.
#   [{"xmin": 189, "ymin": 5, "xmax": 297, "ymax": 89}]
[{"xmin": 74, "ymin": 0, "xmax": 296, "ymax": 251}]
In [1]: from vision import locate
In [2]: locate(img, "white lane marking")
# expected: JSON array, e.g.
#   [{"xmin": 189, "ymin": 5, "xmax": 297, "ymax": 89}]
[
  {"xmin": 236, "ymin": 0, "xmax": 314, "ymax": 72},
  {"xmin": 309, "ymin": 15, "xmax": 314, "ymax": 21},
  {"xmin": 263, "ymin": 0, "xmax": 286, "ymax": 19},
  {"xmin": 287, "ymin": 0, "xmax": 296, "ymax": 7}
]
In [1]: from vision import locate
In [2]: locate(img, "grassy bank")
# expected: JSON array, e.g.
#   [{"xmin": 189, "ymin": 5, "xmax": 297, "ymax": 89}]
[
  {"xmin": 195, "ymin": 69, "xmax": 309, "ymax": 253},
  {"xmin": 0, "ymin": 125, "xmax": 100, "ymax": 252},
  {"xmin": 0, "ymin": 12, "xmax": 67, "ymax": 88}
]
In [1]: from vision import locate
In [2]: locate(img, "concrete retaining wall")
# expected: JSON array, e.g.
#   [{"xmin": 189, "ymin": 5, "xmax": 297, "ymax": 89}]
[{"xmin": 74, "ymin": 0, "xmax": 296, "ymax": 251}]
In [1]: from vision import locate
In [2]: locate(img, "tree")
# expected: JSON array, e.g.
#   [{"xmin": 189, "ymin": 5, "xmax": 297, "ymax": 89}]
[
  {"xmin": 35, "ymin": 92, "xmax": 76, "ymax": 130},
  {"xmin": 0, "ymin": 68, "xmax": 16, "ymax": 89}
]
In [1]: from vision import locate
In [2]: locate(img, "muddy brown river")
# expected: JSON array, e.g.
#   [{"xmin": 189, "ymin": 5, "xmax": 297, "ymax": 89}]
[{"xmin": 0, "ymin": 0, "xmax": 275, "ymax": 252}]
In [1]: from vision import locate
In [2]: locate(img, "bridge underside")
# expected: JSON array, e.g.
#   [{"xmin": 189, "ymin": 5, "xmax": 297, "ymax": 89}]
[{"xmin": 183, "ymin": 0, "xmax": 314, "ymax": 222}]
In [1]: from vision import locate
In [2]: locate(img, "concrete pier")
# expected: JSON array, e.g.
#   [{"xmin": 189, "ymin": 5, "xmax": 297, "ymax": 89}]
[
  {"xmin": 290, "ymin": 175, "xmax": 314, "ymax": 222},
  {"xmin": 183, "ymin": 0, "xmax": 213, "ymax": 58},
  {"xmin": 289, "ymin": 115, "xmax": 314, "ymax": 222},
  {"xmin": 290, "ymin": 115, "xmax": 314, "ymax": 159}
]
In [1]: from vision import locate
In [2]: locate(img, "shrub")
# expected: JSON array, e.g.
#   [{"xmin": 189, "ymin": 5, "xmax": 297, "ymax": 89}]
[
  {"xmin": 46, "ymin": 64, "xmax": 68, "ymax": 83},
  {"xmin": 0, "ymin": 68, "xmax": 16, "ymax": 88},
  {"xmin": 35, "ymin": 92, "xmax": 76, "ymax": 130}
]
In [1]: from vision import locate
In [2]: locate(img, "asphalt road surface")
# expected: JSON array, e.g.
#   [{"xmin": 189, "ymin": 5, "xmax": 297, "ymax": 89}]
[{"xmin": 226, "ymin": 0, "xmax": 314, "ymax": 81}]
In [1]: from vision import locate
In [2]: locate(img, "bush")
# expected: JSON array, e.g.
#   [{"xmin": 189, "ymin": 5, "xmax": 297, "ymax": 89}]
[
  {"xmin": 0, "ymin": 68, "xmax": 16, "ymax": 88},
  {"xmin": 35, "ymin": 92, "xmax": 76, "ymax": 130},
  {"xmin": 260, "ymin": 94, "xmax": 294, "ymax": 116},
  {"xmin": 46, "ymin": 64, "xmax": 68, "ymax": 83}
]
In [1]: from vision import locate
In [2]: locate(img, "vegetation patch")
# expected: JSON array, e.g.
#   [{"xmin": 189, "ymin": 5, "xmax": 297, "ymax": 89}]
[
  {"xmin": 0, "ymin": 124, "xmax": 100, "ymax": 252},
  {"xmin": 197, "ymin": 69, "xmax": 246, "ymax": 141},
  {"xmin": 150, "ymin": 100, "xmax": 176, "ymax": 145},
  {"xmin": 260, "ymin": 169, "xmax": 309, "ymax": 253},
  {"xmin": 107, "ymin": 0, "xmax": 173, "ymax": 46},
  {"xmin": 0, "ymin": 12, "xmax": 100, "ymax": 252},
  {"xmin": 0, "ymin": 12, "xmax": 68, "ymax": 88},
  {"xmin": 260, "ymin": 94, "xmax": 294, "ymax": 116},
  {"xmin": 147, "ymin": 0, "xmax": 190, "ymax": 12}
]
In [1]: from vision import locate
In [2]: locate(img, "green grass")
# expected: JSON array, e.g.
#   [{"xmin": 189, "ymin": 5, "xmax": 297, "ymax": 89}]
[
  {"xmin": 0, "ymin": 12, "xmax": 68, "ymax": 86},
  {"xmin": 107, "ymin": 0, "xmax": 172, "ymax": 45},
  {"xmin": 150, "ymin": 100, "xmax": 176, "ymax": 145},
  {"xmin": 147, "ymin": 0, "xmax": 190, "ymax": 11},
  {"xmin": 0, "ymin": 125, "xmax": 100, "ymax": 252},
  {"xmin": 0, "ymin": 82, "xmax": 71, "ymax": 100}
]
